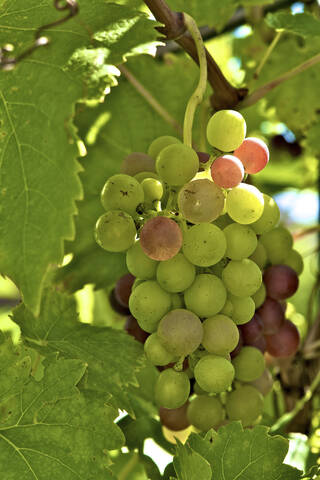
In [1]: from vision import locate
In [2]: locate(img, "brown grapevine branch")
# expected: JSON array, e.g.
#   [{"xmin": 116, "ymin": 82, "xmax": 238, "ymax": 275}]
[{"xmin": 143, "ymin": 0, "xmax": 248, "ymax": 110}]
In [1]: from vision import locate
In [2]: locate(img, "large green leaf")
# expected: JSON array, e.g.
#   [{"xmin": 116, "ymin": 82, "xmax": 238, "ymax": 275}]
[
  {"xmin": 266, "ymin": 12, "xmax": 320, "ymax": 38},
  {"xmin": 0, "ymin": 0, "xmax": 159, "ymax": 315},
  {"xmin": 11, "ymin": 288, "xmax": 146, "ymax": 415}
]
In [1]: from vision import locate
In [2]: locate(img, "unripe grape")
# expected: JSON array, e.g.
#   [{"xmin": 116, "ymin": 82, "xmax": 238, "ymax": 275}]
[
  {"xmin": 182, "ymin": 223, "xmax": 226, "ymax": 267},
  {"xmin": 141, "ymin": 178, "xmax": 163, "ymax": 205},
  {"xmin": 134, "ymin": 171, "xmax": 159, "ymax": 182},
  {"xmin": 156, "ymin": 144, "xmax": 199, "ymax": 186},
  {"xmin": 251, "ymin": 283, "xmax": 266, "ymax": 308},
  {"xmin": 95, "ymin": 210, "xmax": 136, "ymax": 252},
  {"xmin": 184, "ymin": 274, "xmax": 227, "ymax": 318},
  {"xmin": 194, "ymin": 354, "xmax": 235, "ymax": 393},
  {"xmin": 148, "ymin": 135, "xmax": 181, "ymax": 159},
  {"xmin": 222, "ymin": 259, "xmax": 262, "ymax": 297},
  {"xmin": 187, "ymin": 395, "xmax": 224, "ymax": 431},
  {"xmin": 202, "ymin": 314, "xmax": 239, "ymax": 355},
  {"xmin": 249, "ymin": 241, "xmax": 268, "ymax": 269},
  {"xmin": 206, "ymin": 110, "xmax": 246, "ymax": 152},
  {"xmin": 226, "ymin": 385, "xmax": 264, "ymax": 426},
  {"xmin": 260, "ymin": 226, "xmax": 293, "ymax": 265},
  {"xmin": 282, "ymin": 249, "xmax": 304, "ymax": 275},
  {"xmin": 156, "ymin": 253, "xmax": 195, "ymax": 293},
  {"xmin": 126, "ymin": 240, "xmax": 158, "ymax": 280},
  {"xmin": 226, "ymin": 183, "xmax": 264, "ymax": 224},
  {"xmin": 155, "ymin": 368, "xmax": 190, "ymax": 409},
  {"xmin": 178, "ymin": 179, "xmax": 225, "ymax": 224},
  {"xmin": 144, "ymin": 333, "xmax": 176, "ymax": 366},
  {"xmin": 223, "ymin": 223, "xmax": 257, "ymax": 260},
  {"xmin": 232, "ymin": 346, "xmax": 265, "ymax": 382},
  {"xmin": 229, "ymin": 295, "xmax": 255, "ymax": 325},
  {"xmin": 249, "ymin": 368, "xmax": 273, "ymax": 396},
  {"xmin": 250, "ymin": 194, "xmax": 280, "ymax": 234},
  {"xmin": 101, "ymin": 174, "xmax": 144, "ymax": 216}
]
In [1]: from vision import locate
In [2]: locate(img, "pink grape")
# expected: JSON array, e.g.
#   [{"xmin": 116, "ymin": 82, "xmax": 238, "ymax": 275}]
[
  {"xmin": 265, "ymin": 319, "xmax": 300, "ymax": 357},
  {"xmin": 140, "ymin": 216, "xmax": 183, "ymax": 261},
  {"xmin": 263, "ymin": 265, "xmax": 299, "ymax": 300},
  {"xmin": 256, "ymin": 297, "xmax": 285, "ymax": 335},
  {"xmin": 210, "ymin": 155, "xmax": 244, "ymax": 188},
  {"xmin": 239, "ymin": 313, "xmax": 263, "ymax": 344},
  {"xmin": 233, "ymin": 137, "xmax": 269, "ymax": 174}
]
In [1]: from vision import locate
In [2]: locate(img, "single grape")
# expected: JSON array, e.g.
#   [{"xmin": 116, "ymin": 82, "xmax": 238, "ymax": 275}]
[
  {"xmin": 230, "ymin": 329, "xmax": 243, "ymax": 358},
  {"xmin": 129, "ymin": 280, "xmax": 172, "ymax": 332},
  {"xmin": 202, "ymin": 314, "xmax": 239, "ymax": 355},
  {"xmin": 282, "ymin": 249, "xmax": 304, "ymax": 275},
  {"xmin": 239, "ymin": 314, "xmax": 263, "ymax": 343},
  {"xmin": 193, "ymin": 382, "xmax": 207, "ymax": 395},
  {"xmin": 132, "ymin": 278, "xmax": 144, "ymax": 290},
  {"xmin": 256, "ymin": 297, "xmax": 285, "ymax": 335},
  {"xmin": 140, "ymin": 216, "xmax": 183, "ymax": 261},
  {"xmin": 148, "ymin": 135, "xmax": 181, "ymax": 159},
  {"xmin": 263, "ymin": 265, "xmax": 299, "ymax": 300},
  {"xmin": 144, "ymin": 333, "xmax": 176, "ymax": 366},
  {"xmin": 225, "ymin": 385, "xmax": 264, "ymax": 426},
  {"xmin": 249, "ymin": 241, "xmax": 267, "ymax": 269},
  {"xmin": 159, "ymin": 401, "xmax": 190, "ymax": 431},
  {"xmin": 226, "ymin": 183, "xmax": 264, "ymax": 224},
  {"xmin": 126, "ymin": 240, "xmax": 158, "ymax": 280},
  {"xmin": 233, "ymin": 137, "xmax": 269, "ymax": 174},
  {"xmin": 95, "ymin": 210, "xmax": 136, "ymax": 252},
  {"xmin": 194, "ymin": 354, "xmax": 235, "ymax": 393},
  {"xmin": 187, "ymin": 395, "xmax": 224, "ymax": 431},
  {"xmin": 211, "ymin": 155, "xmax": 244, "ymax": 188},
  {"xmin": 249, "ymin": 368, "xmax": 273, "ymax": 396},
  {"xmin": 265, "ymin": 319, "xmax": 300, "ymax": 357},
  {"xmin": 184, "ymin": 274, "xmax": 227, "ymax": 318},
  {"xmin": 260, "ymin": 226, "xmax": 293, "ymax": 264},
  {"xmin": 229, "ymin": 295, "xmax": 255, "ymax": 325},
  {"xmin": 154, "ymin": 368, "xmax": 190, "ymax": 409},
  {"xmin": 206, "ymin": 110, "xmax": 246, "ymax": 152},
  {"xmin": 121, "ymin": 152, "xmax": 156, "ymax": 176},
  {"xmin": 156, "ymin": 144, "xmax": 199, "ymax": 186},
  {"xmin": 182, "ymin": 223, "xmax": 226, "ymax": 267},
  {"xmin": 134, "ymin": 171, "xmax": 160, "ymax": 183},
  {"xmin": 250, "ymin": 194, "xmax": 280, "ymax": 234},
  {"xmin": 220, "ymin": 298, "xmax": 233, "ymax": 317},
  {"xmin": 157, "ymin": 309, "xmax": 203, "ymax": 356},
  {"xmin": 141, "ymin": 178, "xmax": 163, "ymax": 206},
  {"xmin": 101, "ymin": 174, "xmax": 144, "ymax": 216},
  {"xmin": 114, "ymin": 273, "xmax": 135, "ymax": 307},
  {"xmin": 178, "ymin": 179, "xmax": 225, "ymax": 224},
  {"xmin": 222, "ymin": 259, "xmax": 262, "ymax": 297},
  {"xmin": 156, "ymin": 253, "xmax": 196, "ymax": 293},
  {"xmin": 109, "ymin": 289, "xmax": 130, "ymax": 315},
  {"xmin": 124, "ymin": 315, "xmax": 149, "ymax": 343},
  {"xmin": 223, "ymin": 223, "xmax": 257, "ymax": 260},
  {"xmin": 245, "ymin": 334, "xmax": 267, "ymax": 353},
  {"xmin": 197, "ymin": 151, "xmax": 210, "ymax": 170},
  {"xmin": 232, "ymin": 346, "xmax": 265, "ymax": 382},
  {"xmin": 251, "ymin": 283, "xmax": 266, "ymax": 309}
]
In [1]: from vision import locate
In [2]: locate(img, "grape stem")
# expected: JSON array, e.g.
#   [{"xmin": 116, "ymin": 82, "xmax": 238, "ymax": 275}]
[
  {"xmin": 182, "ymin": 12, "xmax": 208, "ymax": 148},
  {"xmin": 174, "ymin": 355, "xmax": 186, "ymax": 372},
  {"xmin": 253, "ymin": 31, "xmax": 283, "ymax": 80}
]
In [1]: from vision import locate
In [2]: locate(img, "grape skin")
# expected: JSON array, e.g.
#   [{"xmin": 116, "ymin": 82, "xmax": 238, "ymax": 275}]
[
  {"xmin": 156, "ymin": 144, "xmax": 199, "ymax": 186},
  {"xmin": 156, "ymin": 253, "xmax": 196, "ymax": 293},
  {"xmin": 250, "ymin": 194, "xmax": 280, "ymax": 234},
  {"xmin": 194, "ymin": 354, "xmax": 235, "ymax": 393},
  {"xmin": 155, "ymin": 368, "xmax": 190, "ymax": 409},
  {"xmin": 260, "ymin": 226, "xmax": 293, "ymax": 264},
  {"xmin": 101, "ymin": 174, "xmax": 144, "ymax": 216},
  {"xmin": 114, "ymin": 273, "xmax": 135, "ymax": 307},
  {"xmin": 206, "ymin": 110, "xmax": 246, "ymax": 152},
  {"xmin": 126, "ymin": 240, "xmax": 158, "ymax": 280},
  {"xmin": 148, "ymin": 135, "xmax": 181, "ymax": 159},
  {"xmin": 223, "ymin": 223, "xmax": 257, "ymax": 260},
  {"xmin": 124, "ymin": 315, "xmax": 149, "ymax": 343},
  {"xmin": 184, "ymin": 274, "xmax": 227, "ymax": 318},
  {"xmin": 229, "ymin": 295, "xmax": 255, "ymax": 325},
  {"xmin": 265, "ymin": 319, "xmax": 300, "ymax": 357},
  {"xmin": 121, "ymin": 152, "xmax": 156, "ymax": 176},
  {"xmin": 226, "ymin": 183, "xmax": 264, "ymax": 224},
  {"xmin": 226, "ymin": 385, "xmax": 264, "ymax": 426},
  {"xmin": 95, "ymin": 210, "xmax": 136, "ymax": 252},
  {"xmin": 233, "ymin": 137, "xmax": 269, "ymax": 174},
  {"xmin": 232, "ymin": 346, "xmax": 265, "ymax": 382},
  {"xmin": 178, "ymin": 179, "xmax": 225, "ymax": 224},
  {"xmin": 182, "ymin": 223, "xmax": 226, "ymax": 267},
  {"xmin": 210, "ymin": 155, "xmax": 244, "ymax": 188},
  {"xmin": 202, "ymin": 314, "xmax": 239, "ymax": 355},
  {"xmin": 222, "ymin": 259, "xmax": 262, "ymax": 297},
  {"xmin": 140, "ymin": 216, "xmax": 183, "ymax": 261},
  {"xmin": 187, "ymin": 395, "xmax": 224, "ymax": 431},
  {"xmin": 263, "ymin": 265, "xmax": 299, "ymax": 300},
  {"xmin": 159, "ymin": 402, "xmax": 190, "ymax": 431},
  {"xmin": 256, "ymin": 297, "xmax": 285, "ymax": 335},
  {"xmin": 144, "ymin": 333, "xmax": 176, "ymax": 366}
]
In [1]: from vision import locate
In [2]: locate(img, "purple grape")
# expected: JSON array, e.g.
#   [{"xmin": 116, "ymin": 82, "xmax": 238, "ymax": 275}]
[
  {"xmin": 265, "ymin": 319, "xmax": 300, "ymax": 357},
  {"xmin": 159, "ymin": 401, "xmax": 190, "ymax": 431},
  {"xmin": 263, "ymin": 265, "xmax": 299, "ymax": 300},
  {"xmin": 245, "ymin": 334, "xmax": 267, "ymax": 353},
  {"xmin": 109, "ymin": 288, "xmax": 130, "ymax": 315},
  {"xmin": 114, "ymin": 273, "xmax": 135, "ymax": 307},
  {"xmin": 239, "ymin": 314, "xmax": 263, "ymax": 344},
  {"xmin": 256, "ymin": 297, "xmax": 285, "ymax": 335},
  {"xmin": 125, "ymin": 315, "xmax": 149, "ymax": 343}
]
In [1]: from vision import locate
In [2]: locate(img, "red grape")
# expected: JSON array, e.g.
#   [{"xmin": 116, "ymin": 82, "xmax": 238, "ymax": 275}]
[
  {"xmin": 140, "ymin": 216, "xmax": 183, "ymax": 261},
  {"xmin": 125, "ymin": 315, "xmax": 149, "ymax": 343},
  {"xmin": 197, "ymin": 152, "xmax": 210, "ymax": 164},
  {"xmin": 233, "ymin": 137, "xmax": 269, "ymax": 174},
  {"xmin": 210, "ymin": 155, "xmax": 244, "ymax": 188},
  {"xmin": 245, "ymin": 334, "xmax": 267, "ymax": 353},
  {"xmin": 159, "ymin": 401, "xmax": 190, "ymax": 431},
  {"xmin": 265, "ymin": 319, "xmax": 300, "ymax": 357},
  {"xmin": 263, "ymin": 265, "xmax": 299, "ymax": 300},
  {"xmin": 239, "ymin": 314, "xmax": 263, "ymax": 344},
  {"xmin": 256, "ymin": 297, "xmax": 285, "ymax": 335},
  {"xmin": 109, "ymin": 288, "xmax": 130, "ymax": 315},
  {"xmin": 114, "ymin": 273, "xmax": 135, "ymax": 307}
]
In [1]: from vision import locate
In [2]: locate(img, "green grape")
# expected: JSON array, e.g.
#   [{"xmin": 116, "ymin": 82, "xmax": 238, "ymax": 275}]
[
  {"xmin": 251, "ymin": 283, "xmax": 266, "ymax": 309},
  {"xmin": 156, "ymin": 144, "xmax": 199, "ymax": 186},
  {"xmin": 226, "ymin": 183, "xmax": 264, "ymax": 224},
  {"xmin": 210, "ymin": 257, "xmax": 229, "ymax": 278},
  {"xmin": 132, "ymin": 278, "xmax": 144, "ymax": 290},
  {"xmin": 156, "ymin": 253, "xmax": 196, "ymax": 293},
  {"xmin": 148, "ymin": 135, "xmax": 181, "ymax": 159},
  {"xmin": 154, "ymin": 368, "xmax": 190, "ymax": 409},
  {"xmin": 229, "ymin": 294, "xmax": 255, "ymax": 325},
  {"xmin": 171, "ymin": 293, "xmax": 184, "ymax": 309},
  {"xmin": 187, "ymin": 395, "xmax": 224, "ymax": 431},
  {"xmin": 206, "ymin": 110, "xmax": 246, "ymax": 152},
  {"xmin": 193, "ymin": 382, "xmax": 207, "ymax": 395},
  {"xmin": 250, "ymin": 194, "xmax": 280, "ymax": 234},
  {"xmin": 213, "ymin": 214, "xmax": 233, "ymax": 230},
  {"xmin": 121, "ymin": 152, "xmax": 156, "ymax": 176},
  {"xmin": 129, "ymin": 281, "xmax": 172, "ymax": 332},
  {"xmin": 202, "ymin": 314, "xmax": 239, "ymax": 355},
  {"xmin": 182, "ymin": 223, "xmax": 226, "ymax": 267},
  {"xmin": 134, "ymin": 171, "xmax": 160, "ymax": 182},
  {"xmin": 184, "ymin": 274, "xmax": 227, "ymax": 318},
  {"xmin": 194, "ymin": 354, "xmax": 235, "ymax": 393},
  {"xmin": 223, "ymin": 223, "xmax": 257, "ymax": 260},
  {"xmin": 157, "ymin": 309, "xmax": 203, "ymax": 356},
  {"xmin": 178, "ymin": 179, "xmax": 225, "ymax": 223},
  {"xmin": 126, "ymin": 240, "xmax": 158, "ymax": 279},
  {"xmin": 222, "ymin": 259, "xmax": 262, "ymax": 297},
  {"xmin": 220, "ymin": 298, "xmax": 233, "ymax": 317},
  {"xmin": 101, "ymin": 174, "xmax": 144, "ymax": 216},
  {"xmin": 144, "ymin": 333, "xmax": 176, "ymax": 366},
  {"xmin": 249, "ymin": 241, "xmax": 267, "ymax": 269},
  {"xmin": 141, "ymin": 178, "xmax": 163, "ymax": 205},
  {"xmin": 282, "ymin": 249, "xmax": 304, "ymax": 275},
  {"xmin": 260, "ymin": 226, "xmax": 293, "ymax": 264},
  {"xmin": 232, "ymin": 346, "xmax": 265, "ymax": 382},
  {"xmin": 225, "ymin": 385, "xmax": 264, "ymax": 427},
  {"xmin": 95, "ymin": 210, "xmax": 136, "ymax": 252}
]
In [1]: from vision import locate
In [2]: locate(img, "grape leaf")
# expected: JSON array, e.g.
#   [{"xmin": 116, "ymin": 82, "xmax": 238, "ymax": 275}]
[
  {"xmin": 266, "ymin": 12, "xmax": 320, "ymax": 38},
  {"xmin": 173, "ymin": 440, "xmax": 212, "ymax": 480},
  {"xmin": 109, "ymin": 452, "xmax": 162, "ymax": 479},
  {"xmin": 0, "ymin": 0, "xmax": 159, "ymax": 315},
  {"xmin": 0, "ymin": 344, "xmax": 124, "ymax": 479},
  {"xmin": 11, "ymin": 288, "xmax": 146, "ymax": 416},
  {"xmin": 173, "ymin": 423, "xmax": 303, "ymax": 480},
  {"xmin": 304, "ymin": 120, "xmax": 320, "ymax": 156}
]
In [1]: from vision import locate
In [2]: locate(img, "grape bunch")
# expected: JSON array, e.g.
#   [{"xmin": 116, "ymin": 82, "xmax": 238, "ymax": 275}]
[{"xmin": 95, "ymin": 109, "xmax": 302, "ymax": 433}]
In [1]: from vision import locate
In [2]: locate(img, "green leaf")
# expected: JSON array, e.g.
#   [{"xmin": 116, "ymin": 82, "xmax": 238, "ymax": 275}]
[
  {"xmin": 173, "ymin": 423, "xmax": 303, "ymax": 480},
  {"xmin": 0, "ymin": 349, "xmax": 124, "ymax": 479},
  {"xmin": 304, "ymin": 120, "xmax": 320, "ymax": 156},
  {"xmin": 173, "ymin": 440, "xmax": 212, "ymax": 480},
  {"xmin": 11, "ymin": 288, "xmax": 146, "ymax": 415},
  {"xmin": 109, "ymin": 452, "xmax": 162, "ymax": 479},
  {"xmin": 266, "ymin": 12, "xmax": 320, "ymax": 38}
]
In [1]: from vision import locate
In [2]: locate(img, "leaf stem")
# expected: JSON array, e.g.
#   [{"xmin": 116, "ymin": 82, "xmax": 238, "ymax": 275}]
[
  {"xmin": 253, "ymin": 31, "xmax": 283, "ymax": 80},
  {"xmin": 182, "ymin": 13, "xmax": 207, "ymax": 147}
]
